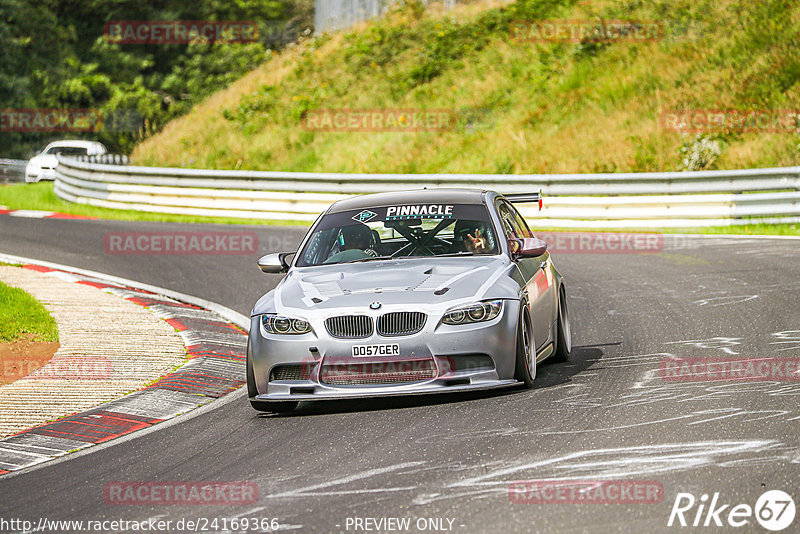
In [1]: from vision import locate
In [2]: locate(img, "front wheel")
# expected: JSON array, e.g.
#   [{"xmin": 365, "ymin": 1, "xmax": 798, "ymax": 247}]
[
  {"xmin": 514, "ymin": 305, "xmax": 536, "ymax": 388},
  {"xmin": 551, "ymin": 285, "xmax": 572, "ymax": 362}
]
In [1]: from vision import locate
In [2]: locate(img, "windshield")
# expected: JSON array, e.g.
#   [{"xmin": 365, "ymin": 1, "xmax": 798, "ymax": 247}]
[
  {"xmin": 44, "ymin": 146, "xmax": 88, "ymax": 156},
  {"xmin": 297, "ymin": 203, "xmax": 499, "ymax": 267}
]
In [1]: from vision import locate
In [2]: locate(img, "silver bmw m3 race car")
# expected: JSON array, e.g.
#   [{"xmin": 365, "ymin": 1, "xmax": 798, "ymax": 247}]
[{"xmin": 247, "ymin": 189, "xmax": 571, "ymax": 413}]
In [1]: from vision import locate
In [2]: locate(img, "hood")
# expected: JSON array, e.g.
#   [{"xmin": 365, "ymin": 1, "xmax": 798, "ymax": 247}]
[
  {"xmin": 28, "ymin": 155, "xmax": 58, "ymax": 168},
  {"xmin": 265, "ymin": 256, "xmax": 516, "ymax": 315}
]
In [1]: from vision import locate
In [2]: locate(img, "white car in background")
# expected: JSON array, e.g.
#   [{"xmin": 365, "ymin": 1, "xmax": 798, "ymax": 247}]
[{"xmin": 25, "ymin": 140, "xmax": 107, "ymax": 183}]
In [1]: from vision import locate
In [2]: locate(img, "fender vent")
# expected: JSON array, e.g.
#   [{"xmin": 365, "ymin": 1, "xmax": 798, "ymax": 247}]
[{"xmin": 270, "ymin": 363, "xmax": 314, "ymax": 381}]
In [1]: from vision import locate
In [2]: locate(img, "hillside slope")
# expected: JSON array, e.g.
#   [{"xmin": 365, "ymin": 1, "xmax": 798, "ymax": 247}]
[{"xmin": 133, "ymin": 0, "xmax": 800, "ymax": 174}]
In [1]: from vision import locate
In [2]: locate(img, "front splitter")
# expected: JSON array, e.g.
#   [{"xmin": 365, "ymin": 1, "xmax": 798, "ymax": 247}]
[{"xmin": 253, "ymin": 379, "xmax": 521, "ymax": 402}]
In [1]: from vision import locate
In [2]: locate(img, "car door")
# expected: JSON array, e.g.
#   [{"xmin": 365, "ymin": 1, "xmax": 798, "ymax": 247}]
[{"xmin": 497, "ymin": 200, "xmax": 554, "ymax": 350}]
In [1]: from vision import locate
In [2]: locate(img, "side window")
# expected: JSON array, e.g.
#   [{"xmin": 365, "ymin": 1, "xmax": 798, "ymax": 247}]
[
  {"xmin": 497, "ymin": 201, "xmax": 531, "ymax": 240},
  {"xmin": 497, "ymin": 203, "xmax": 517, "ymax": 240},
  {"xmin": 507, "ymin": 202, "xmax": 533, "ymax": 238}
]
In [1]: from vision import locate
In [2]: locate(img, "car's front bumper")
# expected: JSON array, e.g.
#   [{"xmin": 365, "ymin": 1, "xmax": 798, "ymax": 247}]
[
  {"xmin": 25, "ymin": 168, "xmax": 55, "ymax": 182},
  {"xmin": 248, "ymin": 300, "xmax": 522, "ymax": 402}
]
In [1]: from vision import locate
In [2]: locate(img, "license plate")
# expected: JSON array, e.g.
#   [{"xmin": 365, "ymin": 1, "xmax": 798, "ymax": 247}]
[{"xmin": 351, "ymin": 344, "xmax": 400, "ymax": 358}]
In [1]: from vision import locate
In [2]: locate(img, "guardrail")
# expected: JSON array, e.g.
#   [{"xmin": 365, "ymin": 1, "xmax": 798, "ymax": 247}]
[
  {"xmin": 54, "ymin": 156, "xmax": 800, "ymax": 227},
  {"xmin": 0, "ymin": 159, "xmax": 27, "ymax": 184}
]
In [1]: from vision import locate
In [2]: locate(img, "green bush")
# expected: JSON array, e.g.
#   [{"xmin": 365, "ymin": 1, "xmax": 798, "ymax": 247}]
[{"xmin": 0, "ymin": 0, "xmax": 313, "ymax": 158}]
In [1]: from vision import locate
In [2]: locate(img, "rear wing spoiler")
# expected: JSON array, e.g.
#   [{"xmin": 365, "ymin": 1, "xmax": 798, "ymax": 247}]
[{"xmin": 505, "ymin": 191, "xmax": 543, "ymax": 211}]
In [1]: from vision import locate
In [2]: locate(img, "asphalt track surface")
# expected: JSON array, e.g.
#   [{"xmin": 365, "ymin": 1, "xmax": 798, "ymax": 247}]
[{"xmin": 1, "ymin": 216, "xmax": 800, "ymax": 533}]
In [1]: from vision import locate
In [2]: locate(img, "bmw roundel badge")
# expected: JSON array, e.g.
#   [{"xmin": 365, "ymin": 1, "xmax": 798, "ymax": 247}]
[{"xmin": 370, "ymin": 302, "xmax": 382, "ymax": 310}]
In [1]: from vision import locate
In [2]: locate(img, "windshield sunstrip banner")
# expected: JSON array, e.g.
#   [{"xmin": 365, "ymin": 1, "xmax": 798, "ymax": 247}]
[{"xmin": 321, "ymin": 204, "xmax": 492, "ymax": 230}]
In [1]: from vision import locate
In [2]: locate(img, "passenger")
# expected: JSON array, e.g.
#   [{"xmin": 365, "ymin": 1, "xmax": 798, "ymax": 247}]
[{"xmin": 454, "ymin": 220, "xmax": 493, "ymax": 254}]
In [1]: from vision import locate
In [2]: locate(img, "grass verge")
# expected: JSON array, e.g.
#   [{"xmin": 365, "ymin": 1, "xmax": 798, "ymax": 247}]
[
  {"xmin": 0, "ymin": 278, "xmax": 59, "ymax": 343},
  {"xmin": 0, "ymin": 183, "xmax": 308, "ymax": 226}
]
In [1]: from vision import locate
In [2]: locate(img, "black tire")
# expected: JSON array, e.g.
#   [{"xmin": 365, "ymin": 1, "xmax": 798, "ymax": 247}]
[
  {"xmin": 514, "ymin": 304, "xmax": 536, "ymax": 388},
  {"xmin": 551, "ymin": 285, "xmax": 572, "ymax": 363}
]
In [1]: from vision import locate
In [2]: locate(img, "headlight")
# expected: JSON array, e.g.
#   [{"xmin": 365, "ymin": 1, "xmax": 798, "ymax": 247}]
[
  {"xmin": 442, "ymin": 300, "xmax": 503, "ymax": 325},
  {"xmin": 261, "ymin": 314, "xmax": 312, "ymax": 335}
]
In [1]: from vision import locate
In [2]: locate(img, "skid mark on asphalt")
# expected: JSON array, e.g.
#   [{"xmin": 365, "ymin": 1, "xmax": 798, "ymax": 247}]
[
  {"xmin": 533, "ymin": 325, "xmax": 800, "ymax": 425},
  {"xmin": 254, "ymin": 439, "xmax": 800, "ymax": 507},
  {"xmin": 267, "ymin": 462, "xmax": 424, "ymax": 498},
  {"xmin": 693, "ymin": 295, "xmax": 759, "ymax": 306},
  {"xmin": 627, "ymin": 369, "xmax": 800, "ymax": 403},
  {"xmin": 415, "ymin": 408, "xmax": 795, "ymax": 443},
  {"xmin": 664, "ymin": 338, "xmax": 742, "ymax": 355},
  {"xmin": 420, "ymin": 440, "xmax": 797, "ymax": 505},
  {"xmin": 530, "ymin": 336, "xmax": 800, "ymax": 423},
  {"xmin": 452, "ymin": 440, "xmax": 787, "ymax": 482},
  {"xmin": 770, "ymin": 331, "xmax": 800, "ymax": 352},
  {"xmin": 581, "ymin": 352, "xmax": 673, "ymax": 369},
  {"xmin": 262, "ymin": 440, "xmax": 799, "ymax": 506}
]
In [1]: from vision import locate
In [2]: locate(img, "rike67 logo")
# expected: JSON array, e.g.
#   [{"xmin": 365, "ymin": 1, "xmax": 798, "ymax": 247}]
[{"xmin": 668, "ymin": 490, "xmax": 795, "ymax": 531}]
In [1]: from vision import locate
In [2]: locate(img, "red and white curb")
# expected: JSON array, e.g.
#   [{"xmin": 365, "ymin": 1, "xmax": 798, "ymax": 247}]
[
  {"xmin": 0, "ymin": 256, "xmax": 249, "ymax": 476},
  {"xmin": 0, "ymin": 209, "xmax": 94, "ymax": 220}
]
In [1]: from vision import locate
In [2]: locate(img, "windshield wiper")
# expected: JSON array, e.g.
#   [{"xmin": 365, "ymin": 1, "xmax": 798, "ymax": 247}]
[
  {"xmin": 435, "ymin": 251, "xmax": 476, "ymax": 257},
  {"xmin": 342, "ymin": 255, "xmax": 396, "ymax": 264},
  {"xmin": 341, "ymin": 251, "xmax": 476, "ymax": 264}
]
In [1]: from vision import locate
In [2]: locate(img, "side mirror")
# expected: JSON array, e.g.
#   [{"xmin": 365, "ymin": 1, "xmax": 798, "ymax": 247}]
[
  {"xmin": 509, "ymin": 237, "xmax": 547, "ymax": 258},
  {"xmin": 258, "ymin": 252, "xmax": 292, "ymax": 273}
]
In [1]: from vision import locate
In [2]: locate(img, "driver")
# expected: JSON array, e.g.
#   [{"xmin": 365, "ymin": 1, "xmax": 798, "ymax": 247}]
[{"xmin": 340, "ymin": 224, "xmax": 378, "ymax": 257}]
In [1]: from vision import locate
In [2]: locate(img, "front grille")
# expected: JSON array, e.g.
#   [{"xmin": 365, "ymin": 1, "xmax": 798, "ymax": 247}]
[
  {"xmin": 320, "ymin": 359, "xmax": 436, "ymax": 385},
  {"xmin": 325, "ymin": 315, "xmax": 373, "ymax": 339},
  {"xmin": 270, "ymin": 363, "xmax": 314, "ymax": 381},
  {"xmin": 377, "ymin": 312, "xmax": 426, "ymax": 337}
]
